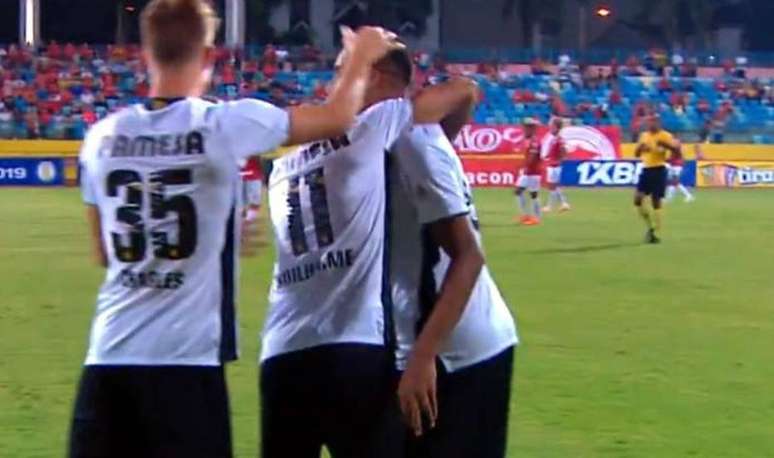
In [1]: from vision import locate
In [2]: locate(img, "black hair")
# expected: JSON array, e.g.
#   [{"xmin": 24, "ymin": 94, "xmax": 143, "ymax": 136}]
[{"xmin": 376, "ymin": 48, "xmax": 413, "ymax": 86}]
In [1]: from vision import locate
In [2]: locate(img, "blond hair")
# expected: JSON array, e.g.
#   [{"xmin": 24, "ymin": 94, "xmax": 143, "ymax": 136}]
[{"xmin": 140, "ymin": 0, "xmax": 220, "ymax": 65}]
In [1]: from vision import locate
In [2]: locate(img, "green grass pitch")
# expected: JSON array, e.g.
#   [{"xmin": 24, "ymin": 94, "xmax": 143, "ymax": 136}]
[{"xmin": 1, "ymin": 187, "xmax": 773, "ymax": 457}]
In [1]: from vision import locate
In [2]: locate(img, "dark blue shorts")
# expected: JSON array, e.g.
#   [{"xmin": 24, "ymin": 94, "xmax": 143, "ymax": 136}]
[
  {"xmin": 406, "ymin": 346, "xmax": 515, "ymax": 458},
  {"xmin": 68, "ymin": 365, "xmax": 231, "ymax": 458},
  {"xmin": 260, "ymin": 343, "xmax": 404, "ymax": 458},
  {"xmin": 637, "ymin": 166, "xmax": 668, "ymax": 199}
]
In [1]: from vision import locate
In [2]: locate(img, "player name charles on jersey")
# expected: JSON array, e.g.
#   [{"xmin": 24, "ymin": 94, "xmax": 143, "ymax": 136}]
[
  {"xmin": 99, "ymin": 130, "xmax": 206, "ymax": 158},
  {"xmin": 274, "ymin": 248, "xmax": 355, "ymax": 287},
  {"xmin": 118, "ymin": 268, "xmax": 185, "ymax": 290}
]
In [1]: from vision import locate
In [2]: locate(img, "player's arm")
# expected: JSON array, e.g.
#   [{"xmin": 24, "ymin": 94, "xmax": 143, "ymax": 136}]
[
  {"xmin": 412, "ymin": 77, "xmax": 480, "ymax": 127},
  {"xmin": 634, "ymin": 134, "xmax": 648, "ymax": 157},
  {"xmin": 558, "ymin": 139, "xmax": 568, "ymax": 161},
  {"xmin": 400, "ymin": 216, "xmax": 484, "ymax": 436},
  {"xmin": 86, "ymin": 205, "xmax": 106, "ymax": 268},
  {"xmin": 80, "ymin": 147, "xmax": 105, "ymax": 268},
  {"xmin": 218, "ymin": 27, "xmax": 402, "ymax": 160},
  {"xmin": 437, "ymin": 82, "xmax": 479, "ymax": 141},
  {"xmin": 657, "ymin": 135, "xmax": 681, "ymax": 155}
]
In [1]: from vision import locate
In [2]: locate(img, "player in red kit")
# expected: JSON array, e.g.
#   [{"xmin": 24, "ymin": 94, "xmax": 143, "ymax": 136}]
[
  {"xmin": 541, "ymin": 118, "xmax": 571, "ymax": 213},
  {"xmin": 514, "ymin": 118, "xmax": 543, "ymax": 225},
  {"xmin": 241, "ymin": 157, "xmax": 264, "ymax": 222},
  {"xmin": 665, "ymin": 139, "xmax": 695, "ymax": 203}
]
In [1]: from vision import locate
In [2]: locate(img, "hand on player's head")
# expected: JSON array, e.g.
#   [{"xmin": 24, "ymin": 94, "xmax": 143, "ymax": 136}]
[{"xmin": 342, "ymin": 25, "xmax": 405, "ymax": 66}]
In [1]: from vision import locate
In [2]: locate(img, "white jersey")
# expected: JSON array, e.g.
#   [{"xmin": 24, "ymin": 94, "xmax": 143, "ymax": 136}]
[
  {"xmin": 390, "ymin": 124, "xmax": 518, "ymax": 372},
  {"xmin": 540, "ymin": 131, "xmax": 556, "ymax": 159},
  {"xmin": 262, "ymin": 98, "xmax": 413, "ymax": 362},
  {"xmin": 79, "ymin": 97, "xmax": 289, "ymax": 366}
]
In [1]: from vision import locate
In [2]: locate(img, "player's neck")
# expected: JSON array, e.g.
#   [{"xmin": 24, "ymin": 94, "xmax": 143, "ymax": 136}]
[{"xmin": 149, "ymin": 71, "xmax": 204, "ymax": 99}]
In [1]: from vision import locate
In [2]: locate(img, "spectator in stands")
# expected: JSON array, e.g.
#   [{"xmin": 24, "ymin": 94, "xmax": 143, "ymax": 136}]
[
  {"xmin": 658, "ymin": 77, "xmax": 672, "ymax": 93},
  {"xmin": 734, "ymin": 56, "xmax": 748, "ymax": 78},
  {"xmin": 531, "ymin": 58, "xmax": 550, "ymax": 76},
  {"xmin": 550, "ymin": 94, "xmax": 569, "ymax": 117},
  {"xmin": 697, "ymin": 97, "xmax": 711, "ymax": 115},
  {"xmin": 625, "ymin": 54, "xmax": 641, "ymax": 76},
  {"xmin": 670, "ymin": 92, "xmax": 686, "ymax": 114},
  {"xmin": 671, "ymin": 51, "xmax": 684, "ymax": 68},
  {"xmin": 609, "ymin": 57, "xmax": 620, "ymax": 78},
  {"xmin": 609, "ymin": 84, "xmax": 622, "ymax": 106},
  {"xmin": 513, "ymin": 88, "xmax": 535, "ymax": 104},
  {"xmin": 313, "ymin": 82, "xmax": 328, "ymax": 102},
  {"xmin": 710, "ymin": 118, "xmax": 726, "ymax": 143},
  {"xmin": 722, "ymin": 58, "xmax": 734, "ymax": 76},
  {"xmin": 268, "ymin": 81, "xmax": 287, "ymax": 107}
]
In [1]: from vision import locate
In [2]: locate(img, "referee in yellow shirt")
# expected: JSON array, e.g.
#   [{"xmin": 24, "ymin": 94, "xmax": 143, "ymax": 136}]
[{"xmin": 634, "ymin": 115, "xmax": 680, "ymax": 243}]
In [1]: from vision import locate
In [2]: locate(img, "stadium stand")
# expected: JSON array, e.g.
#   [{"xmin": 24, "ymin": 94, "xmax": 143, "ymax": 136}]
[{"xmin": 2, "ymin": 42, "xmax": 774, "ymax": 142}]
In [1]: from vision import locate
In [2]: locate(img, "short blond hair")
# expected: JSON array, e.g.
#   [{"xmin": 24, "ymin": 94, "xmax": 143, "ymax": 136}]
[{"xmin": 140, "ymin": 0, "xmax": 220, "ymax": 65}]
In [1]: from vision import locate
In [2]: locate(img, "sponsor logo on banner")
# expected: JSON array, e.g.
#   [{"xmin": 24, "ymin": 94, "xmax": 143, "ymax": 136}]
[
  {"xmin": 453, "ymin": 124, "xmax": 621, "ymax": 159},
  {"xmin": 0, "ymin": 158, "xmax": 64, "ymax": 186},
  {"xmin": 575, "ymin": 161, "xmax": 643, "ymax": 185},
  {"xmin": 460, "ymin": 157, "xmax": 519, "ymax": 188},
  {"xmin": 37, "ymin": 161, "xmax": 58, "ymax": 183},
  {"xmin": 561, "ymin": 160, "xmax": 696, "ymax": 187},
  {"xmin": 696, "ymin": 161, "xmax": 774, "ymax": 187}
]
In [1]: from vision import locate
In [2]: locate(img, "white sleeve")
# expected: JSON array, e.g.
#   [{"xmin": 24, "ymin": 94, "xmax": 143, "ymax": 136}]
[
  {"xmin": 207, "ymin": 99, "xmax": 290, "ymax": 161},
  {"xmin": 79, "ymin": 133, "xmax": 98, "ymax": 205},
  {"xmin": 396, "ymin": 125, "xmax": 469, "ymax": 225},
  {"xmin": 363, "ymin": 98, "xmax": 414, "ymax": 151}
]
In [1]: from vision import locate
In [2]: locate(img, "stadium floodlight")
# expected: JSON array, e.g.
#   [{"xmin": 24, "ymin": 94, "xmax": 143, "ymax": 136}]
[{"xmin": 595, "ymin": 6, "xmax": 612, "ymax": 18}]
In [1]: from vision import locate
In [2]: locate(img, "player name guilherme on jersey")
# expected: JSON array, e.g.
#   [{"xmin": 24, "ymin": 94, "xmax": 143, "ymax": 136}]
[
  {"xmin": 390, "ymin": 124, "xmax": 518, "ymax": 372},
  {"xmin": 261, "ymin": 98, "xmax": 413, "ymax": 362},
  {"xmin": 80, "ymin": 97, "xmax": 289, "ymax": 367}
]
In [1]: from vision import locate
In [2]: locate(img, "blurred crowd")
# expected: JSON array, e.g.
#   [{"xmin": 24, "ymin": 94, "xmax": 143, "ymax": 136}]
[
  {"xmin": 0, "ymin": 42, "xmax": 329, "ymax": 140},
  {"xmin": 1, "ymin": 42, "xmax": 772, "ymax": 141}
]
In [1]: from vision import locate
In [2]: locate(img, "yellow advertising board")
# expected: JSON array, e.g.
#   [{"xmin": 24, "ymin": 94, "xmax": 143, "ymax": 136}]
[
  {"xmin": 696, "ymin": 161, "xmax": 774, "ymax": 188},
  {"xmin": 621, "ymin": 143, "xmax": 774, "ymax": 161}
]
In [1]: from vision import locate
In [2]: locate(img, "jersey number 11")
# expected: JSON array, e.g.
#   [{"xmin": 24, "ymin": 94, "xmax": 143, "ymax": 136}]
[{"xmin": 287, "ymin": 167, "xmax": 334, "ymax": 256}]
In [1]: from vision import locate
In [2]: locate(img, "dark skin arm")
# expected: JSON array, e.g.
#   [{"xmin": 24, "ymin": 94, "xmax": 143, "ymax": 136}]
[
  {"xmin": 413, "ymin": 77, "xmax": 480, "ymax": 127},
  {"xmin": 397, "ymin": 215, "xmax": 484, "ymax": 436},
  {"xmin": 86, "ymin": 205, "xmax": 107, "ymax": 268},
  {"xmin": 438, "ymin": 82, "xmax": 479, "ymax": 140},
  {"xmin": 634, "ymin": 141, "xmax": 648, "ymax": 157},
  {"xmin": 657, "ymin": 138, "xmax": 681, "ymax": 155}
]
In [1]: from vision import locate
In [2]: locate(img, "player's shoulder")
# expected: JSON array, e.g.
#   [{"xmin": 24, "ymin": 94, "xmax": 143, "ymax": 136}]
[
  {"xmin": 399, "ymin": 124, "xmax": 454, "ymax": 155},
  {"xmin": 359, "ymin": 97, "xmax": 411, "ymax": 122},
  {"xmin": 396, "ymin": 125, "xmax": 458, "ymax": 175},
  {"xmin": 79, "ymin": 106, "xmax": 134, "ymax": 162}
]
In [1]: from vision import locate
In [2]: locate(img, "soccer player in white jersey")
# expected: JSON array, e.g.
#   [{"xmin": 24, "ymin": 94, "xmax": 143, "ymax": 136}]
[
  {"xmin": 542, "ymin": 117, "xmax": 571, "ymax": 212},
  {"xmin": 68, "ymin": 0, "xmax": 400, "ymax": 456},
  {"xmin": 260, "ymin": 38, "xmax": 479, "ymax": 457},
  {"xmin": 391, "ymin": 119, "xmax": 518, "ymax": 457}
]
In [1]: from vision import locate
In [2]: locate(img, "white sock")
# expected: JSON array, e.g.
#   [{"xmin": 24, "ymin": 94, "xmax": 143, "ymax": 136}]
[
  {"xmin": 556, "ymin": 188, "xmax": 567, "ymax": 205},
  {"xmin": 533, "ymin": 198, "xmax": 541, "ymax": 218},
  {"xmin": 666, "ymin": 186, "xmax": 675, "ymax": 200},
  {"xmin": 545, "ymin": 191, "xmax": 556, "ymax": 208},
  {"xmin": 678, "ymin": 184, "xmax": 693, "ymax": 199},
  {"xmin": 518, "ymin": 194, "xmax": 528, "ymax": 215}
]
